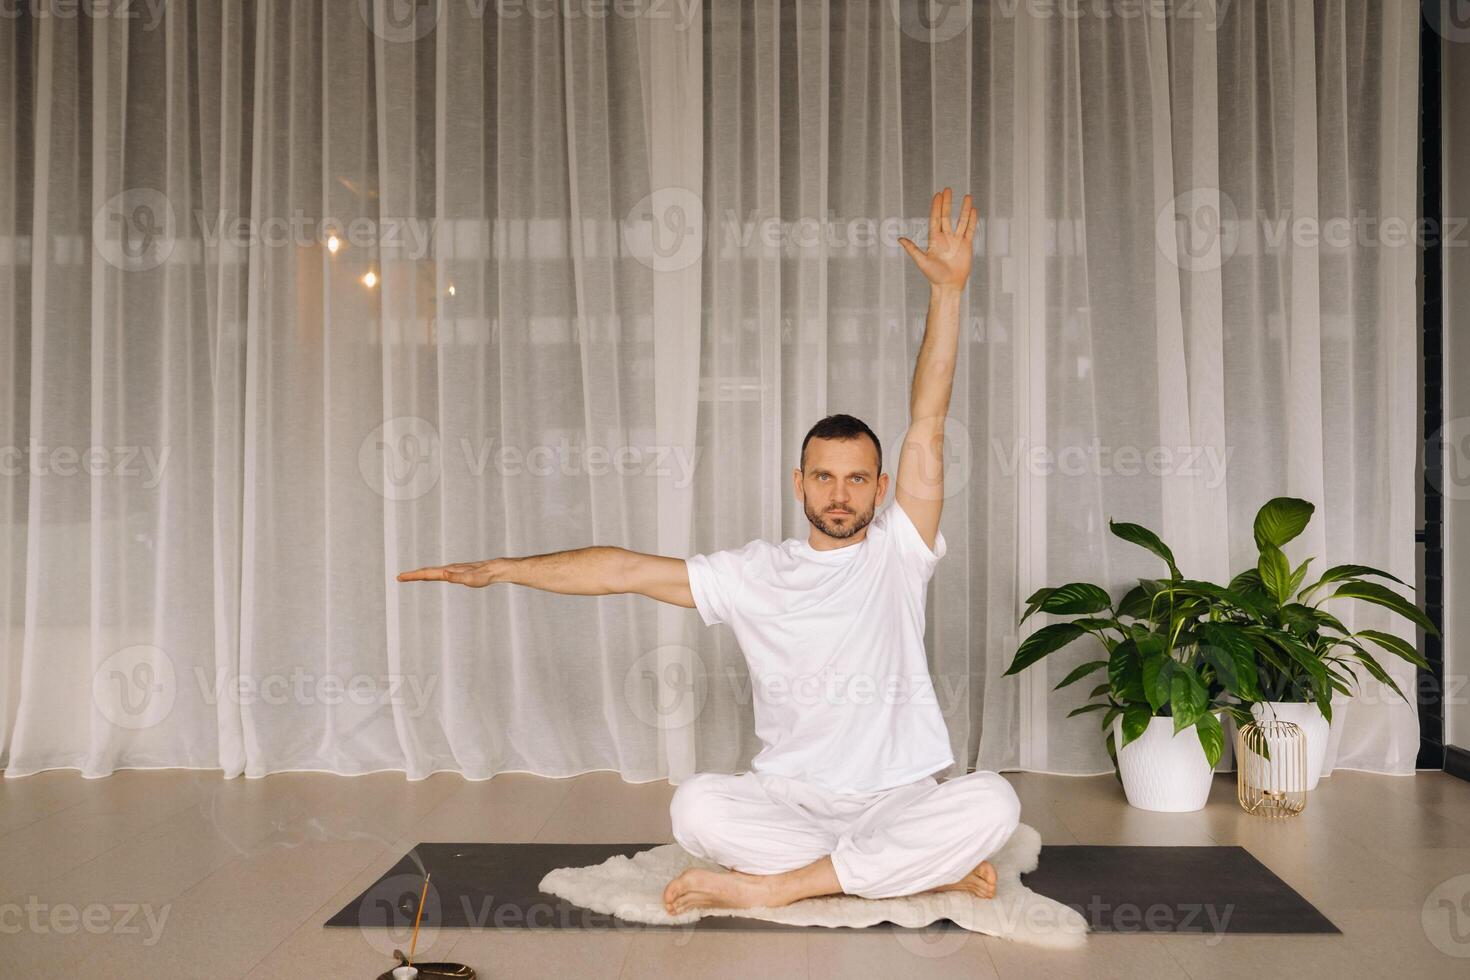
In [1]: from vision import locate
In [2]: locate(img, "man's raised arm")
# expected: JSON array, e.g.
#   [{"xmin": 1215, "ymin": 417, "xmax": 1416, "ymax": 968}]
[
  {"xmin": 894, "ymin": 187, "xmax": 975, "ymax": 553},
  {"xmin": 398, "ymin": 548, "xmax": 696, "ymax": 608}
]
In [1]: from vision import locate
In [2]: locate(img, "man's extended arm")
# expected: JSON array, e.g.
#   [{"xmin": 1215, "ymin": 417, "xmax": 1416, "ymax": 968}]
[
  {"xmin": 895, "ymin": 187, "xmax": 976, "ymax": 552},
  {"xmin": 398, "ymin": 548, "xmax": 695, "ymax": 608}
]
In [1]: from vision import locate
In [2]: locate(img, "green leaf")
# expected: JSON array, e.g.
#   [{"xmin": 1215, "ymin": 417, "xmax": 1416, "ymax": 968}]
[
  {"xmin": 1229, "ymin": 568, "xmax": 1265, "ymax": 595},
  {"xmin": 1270, "ymin": 633, "xmax": 1332, "ymax": 703},
  {"xmin": 1053, "ymin": 659, "xmax": 1109, "ymax": 690},
  {"xmin": 1312, "ymin": 608, "xmax": 1350, "ymax": 634},
  {"xmin": 1117, "ymin": 584, "xmax": 1153, "ymax": 620},
  {"xmin": 1299, "ymin": 563, "xmax": 1408, "ymax": 602},
  {"xmin": 1319, "ymin": 656, "xmax": 1357, "ymax": 697},
  {"xmin": 1067, "ymin": 702, "xmax": 1109, "ymax": 717},
  {"xmin": 1142, "ymin": 654, "xmax": 1175, "ymax": 713},
  {"xmin": 1170, "ymin": 666, "xmax": 1208, "ymax": 733},
  {"xmin": 1354, "ymin": 629, "xmax": 1430, "ymax": 670},
  {"xmin": 1107, "ymin": 641, "xmax": 1147, "ymax": 703},
  {"xmin": 1199, "ymin": 640, "xmax": 1239, "ymax": 693},
  {"xmin": 1244, "ymin": 630, "xmax": 1292, "ymax": 673},
  {"xmin": 1108, "ymin": 519, "xmax": 1181, "ymax": 580},
  {"xmin": 1340, "ymin": 641, "xmax": 1409, "ymax": 704},
  {"xmin": 1033, "ymin": 583, "xmax": 1112, "ymax": 618},
  {"xmin": 1171, "ymin": 579, "xmax": 1273, "ymax": 620},
  {"xmin": 1195, "ymin": 710, "xmax": 1224, "ymax": 768},
  {"xmin": 1088, "ymin": 682, "xmax": 1111, "ymax": 698},
  {"xmin": 1198, "ymin": 621, "xmax": 1263, "ymax": 701},
  {"xmin": 1279, "ymin": 603, "xmax": 1321, "ymax": 636},
  {"xmin": 1004, "ymin": 623, "xmax": 1088, "ymax": 675},
  {"xmin": 1253, "ymin": 497, "xmax": 1315, "ymax": 550},
  {"xmin": 1019, "ymin": 588, "xmax": 1054, "ymax": 626},
  {"xmin": 1287, "ymin": 557, "xmax": 1313, "ymax": 599},
  {"xmin": 1324, "ymin": 581, "xmax": 1438, "ymax": 635},
  {"xmin": 1120, "ymin": 703, "xmax": 1153, "ymax": 749},
  {"xmin": 1140, "ymin": 655, "xmax": 1176, "ymax": 708},
  {"xmin": 1258, "ymin": 545, "xmax": 1294, "ymax": 605},
  {"xmin": 1021, "ymin": 585, "xmax": 1116, "ymax": 626},
  {"xmin": 1070, "ymin": 617, "xmax": 1120, "ymax": 629}
]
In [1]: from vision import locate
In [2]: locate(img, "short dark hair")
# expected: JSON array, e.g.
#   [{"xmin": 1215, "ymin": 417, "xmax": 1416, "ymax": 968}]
[{"xmin": 800, "ymin": 414, "xmax": 882, "ymax": 475}]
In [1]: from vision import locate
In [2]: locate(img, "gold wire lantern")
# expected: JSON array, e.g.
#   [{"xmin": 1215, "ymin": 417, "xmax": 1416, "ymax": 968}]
[{"xmin": 1237, "ymin": 719, "xmax": 1308, "ymax": 816}]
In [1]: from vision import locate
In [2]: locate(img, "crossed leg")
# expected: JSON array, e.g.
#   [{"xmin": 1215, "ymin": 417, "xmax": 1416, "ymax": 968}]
[
  {"xmin": 663, "ymin": 770, "xmax": 1020, "ymax": 915},
  {"xmin": 662, "ymin": 853, "xmax": 1000, "ymax": 916}
]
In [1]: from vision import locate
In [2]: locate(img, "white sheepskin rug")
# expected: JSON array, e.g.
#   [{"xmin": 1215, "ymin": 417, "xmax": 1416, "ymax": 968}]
[{"xmin": 538, "ymin": 823, "xmax": 1087, "ymax": 949}]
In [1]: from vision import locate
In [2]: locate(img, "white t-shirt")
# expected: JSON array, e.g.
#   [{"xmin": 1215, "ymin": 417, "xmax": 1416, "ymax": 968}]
[{"xmin": 685, "ymin": 499, "xmax": 955, "ymax": 795}]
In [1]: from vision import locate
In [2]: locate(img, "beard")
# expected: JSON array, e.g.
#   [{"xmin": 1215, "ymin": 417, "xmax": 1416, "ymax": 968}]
[{"xmin": 804, "ymin": 500, "xmax": 874, "ymax": 540}]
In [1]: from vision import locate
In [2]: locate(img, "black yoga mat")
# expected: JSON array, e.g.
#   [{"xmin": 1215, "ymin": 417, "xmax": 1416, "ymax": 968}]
[
  {"xmin": 324, "ymin": 842, "xmax": 1338, "ymax": 934},
  {"xmin": 1020, "ymin": 845, "xmax": 1339, "ymax": 934}
]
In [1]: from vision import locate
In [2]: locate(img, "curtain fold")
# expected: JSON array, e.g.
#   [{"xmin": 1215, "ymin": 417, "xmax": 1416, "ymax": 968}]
[{"xmin": 0, "ymin": 1, "xmax": 1424, "ymax": 781}]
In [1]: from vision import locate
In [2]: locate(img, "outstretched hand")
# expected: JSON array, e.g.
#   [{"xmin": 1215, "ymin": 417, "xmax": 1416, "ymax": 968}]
[
  {"xmin": 898, "ymin": 187, "xmax": 976, "ymax": 290},
  {"xmin": 397, "ymin": 561, "xmax": 498, "ymax": 587}
]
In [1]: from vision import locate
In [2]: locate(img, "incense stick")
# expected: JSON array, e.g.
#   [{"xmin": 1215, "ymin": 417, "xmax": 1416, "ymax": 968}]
[{"xmin": 407, "ymin": 872, "xmax": 431, "ymax": 965}]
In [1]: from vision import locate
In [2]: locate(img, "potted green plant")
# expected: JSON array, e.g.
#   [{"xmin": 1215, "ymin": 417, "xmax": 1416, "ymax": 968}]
[
  {"xmin": 1003, "ymin": 497, "xmax": 1436, "ymax": 808},
  {"xmin": 1199, "ymin": 497, "xmax": 1436, "ymax": 789},
  {"xmin": 1002, "ymin": 521, "xmax": 1257, "ymax": 812}
]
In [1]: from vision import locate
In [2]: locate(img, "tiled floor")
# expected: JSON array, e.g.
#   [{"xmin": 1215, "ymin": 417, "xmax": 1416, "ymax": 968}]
[{"xmin": 2, "ymin": 767, "xmax": 1468, "ymax": 978}]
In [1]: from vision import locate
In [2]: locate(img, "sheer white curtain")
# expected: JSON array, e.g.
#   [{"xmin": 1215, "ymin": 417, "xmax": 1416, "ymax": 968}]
[{"xmin": 0, "ymin": 0, "xmax": 1423, "ymax": 782}]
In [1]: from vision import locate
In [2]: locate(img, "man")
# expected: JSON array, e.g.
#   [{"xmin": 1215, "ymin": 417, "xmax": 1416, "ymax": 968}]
[{"xmin": 399, "ymin": 188, "xmax": 1021, "ymax": 916}]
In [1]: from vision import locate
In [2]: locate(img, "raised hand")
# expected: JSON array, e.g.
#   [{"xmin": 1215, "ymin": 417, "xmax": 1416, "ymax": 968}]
[
  {"xmin": 397, "ymin": 561, "xmax": 500, "ymax": 587},
  {"xmin": 898, "ymin": 187, "xmax": 976, "ymax": 290}
]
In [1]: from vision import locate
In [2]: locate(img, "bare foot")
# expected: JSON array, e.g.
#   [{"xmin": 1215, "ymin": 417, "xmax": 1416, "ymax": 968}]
[
  {"xmin": 922, "ymin": 859, "xmax": 998, "ymax": 900},
  {"xmin": 662, "ymin": 867, "xmax": 774, "ymax": 916}
]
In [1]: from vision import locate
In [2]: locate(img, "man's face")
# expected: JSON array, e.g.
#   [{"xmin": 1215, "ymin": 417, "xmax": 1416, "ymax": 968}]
[{"xmin": 793, "ymin": 436, "xmax": 886, "ymax": 540}]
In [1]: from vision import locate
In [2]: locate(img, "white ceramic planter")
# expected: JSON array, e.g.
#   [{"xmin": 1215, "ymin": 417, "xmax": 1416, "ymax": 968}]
[
  {"xmin": 1112, "ymin": 713, "xmax": 1220, "ymax": 812},
  {"xmin": 1249, "ymin": 701, "xmax": 1332, "ymax": 791}
]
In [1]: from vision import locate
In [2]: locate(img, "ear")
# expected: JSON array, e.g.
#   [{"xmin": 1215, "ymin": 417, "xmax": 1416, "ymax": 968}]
[
  {"xmin": 792, "ymin": 467, "xmax": 804, "ymax": 501},
  {"xmin": 876, "ymin": 471, "xmax": 890, "ymax": 507}
]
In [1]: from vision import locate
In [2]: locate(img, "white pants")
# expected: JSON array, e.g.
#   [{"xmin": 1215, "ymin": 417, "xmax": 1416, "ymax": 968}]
[{"xmin": 668, "ymin": 768, "xmax": 1022, "ymax": 900}]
